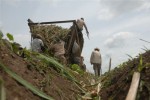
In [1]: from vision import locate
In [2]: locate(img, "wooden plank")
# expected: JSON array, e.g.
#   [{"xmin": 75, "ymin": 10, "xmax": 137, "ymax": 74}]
[
  {"xmin": 108, "ymin": 58, "xmax": 111, "ymax": 72},
  {"xmin": 28, "ymin": 20, "xmax": 76, "ymax": 26},
  {"xmin": 66, "ymin": 25, "xmax": 76, "ymax": 54},
  {"xmin": 125, "ymin": 72, "xmax": 140, "ymax": 100}
]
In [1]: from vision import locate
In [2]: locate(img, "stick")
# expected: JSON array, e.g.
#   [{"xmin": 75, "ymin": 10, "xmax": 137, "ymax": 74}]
[{"xmin": 125, "ymin": 72, "xmax": 140, "ymax": 100}]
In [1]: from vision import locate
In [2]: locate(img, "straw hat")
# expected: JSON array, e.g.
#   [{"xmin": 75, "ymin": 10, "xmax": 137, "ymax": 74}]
[{"xmin": 94, "ymin": 47, "xmax": 100, "ymax": 51}]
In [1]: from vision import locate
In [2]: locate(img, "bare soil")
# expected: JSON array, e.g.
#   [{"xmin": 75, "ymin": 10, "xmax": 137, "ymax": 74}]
[
  {"xmin": 0, "ymin": 39, "xmax": 86, "ymax": 100},
  {"xmin": 0, "ymin": 38, "xmax": 150, "ymax": 100}
]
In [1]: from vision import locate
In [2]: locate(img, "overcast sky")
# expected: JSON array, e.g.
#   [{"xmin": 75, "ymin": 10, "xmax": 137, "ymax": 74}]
[{"xmin": 1, "ymin": 0, "xmax": 150, "ymax": 73}]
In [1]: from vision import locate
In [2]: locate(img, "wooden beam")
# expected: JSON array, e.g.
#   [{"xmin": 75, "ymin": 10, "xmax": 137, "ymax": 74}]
[
  {"xmin": 28, "ymin": 20, "xmax": 76, "ymax": 26},
  {"xmin": 125, "ymin": 72, "xmax": 140, "ymax": 100},
  {"xmin": 108, "ymin": 58, "xmax": 111, "ymax": 72},
  {"xmin": 66, "ymin": 25, "xmax": 76, "ymax": 53}
]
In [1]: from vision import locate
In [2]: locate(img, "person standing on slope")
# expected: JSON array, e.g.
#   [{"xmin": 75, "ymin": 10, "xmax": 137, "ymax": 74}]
[
  {"xmin": 76, "ymin": 18, "xmax": 89, "ymax": 52},
  {"xmin": 90, "ymin": 48, "xmax": 102, "ymax": 76}
]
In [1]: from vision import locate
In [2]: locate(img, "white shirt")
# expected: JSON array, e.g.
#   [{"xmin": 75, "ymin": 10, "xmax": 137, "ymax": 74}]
[
  {"xmin": 31, "ymin": 38, "xmax": 44, "ymax": 52},
  {"xmin": 90, "ymin": 50, "xmax": 102, "ymax": 64}
]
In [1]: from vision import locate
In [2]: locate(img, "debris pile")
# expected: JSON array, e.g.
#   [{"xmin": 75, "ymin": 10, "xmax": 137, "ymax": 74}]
[{"xmin": 29, "ymin": 24, "xmax": 70, "ymax": 50}]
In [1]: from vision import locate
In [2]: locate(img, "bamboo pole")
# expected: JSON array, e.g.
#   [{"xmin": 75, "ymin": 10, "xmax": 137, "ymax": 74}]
[
  {"xmin": 125, "ymin": 72, "xmax": 140, "ymax": 100},
  {"xmin": 108, "ymin": 58, "xmax": 111, "ymax": 72}
]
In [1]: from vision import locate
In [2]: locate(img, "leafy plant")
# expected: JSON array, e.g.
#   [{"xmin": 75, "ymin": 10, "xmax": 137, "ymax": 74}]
[
  {"xmin": 37, "ymin": 54, "xmax": 86, "ymax": 93},
  {"xmin": 22, "ymin": 48, "xmax": 34, "ymax": 59},
  {"xmin": 71, "ymin": 64, "xmax": 79, "ymax": 71},
  {"xmin": 37, "ymin": 54, "xmax": 77, "ymax": 82},
  {"xmin": 71, "ymin": 64, "xmax": 84, "ymax": 74},
  {"xmin": 5, "ymin": 33, "xmax": 19, "ymax": 53},
  {"xmin": 6, "ymin": 33, "xmax": 14, "ymax": 42}
]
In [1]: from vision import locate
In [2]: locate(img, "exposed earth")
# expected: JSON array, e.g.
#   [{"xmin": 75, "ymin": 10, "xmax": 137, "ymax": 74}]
[
  {"xmin": 0, "ymin": 38, "xmax": 98, "ymax": 100},
  {"xmin": 0, "ymin": 34, "xmax": 150, "ymax": 100}
]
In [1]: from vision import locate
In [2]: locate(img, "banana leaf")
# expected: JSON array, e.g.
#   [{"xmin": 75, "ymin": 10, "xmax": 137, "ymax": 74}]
[
  {"xmin": 37, "ymin": 54, "xmax": 86, "ymax": 93},
  {"xmin": 38, "ymin": 54, "xmax": 77, "ymax": 82},
  {"xmin": 0, "ymin": 61, "xmax": 54, "ymax": 100}
]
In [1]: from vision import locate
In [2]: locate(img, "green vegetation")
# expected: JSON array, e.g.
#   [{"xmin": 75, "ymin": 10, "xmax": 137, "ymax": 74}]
[
  {"xmin": 0, "ymin": 30, "xmax": 3, "ymax": 39},
  {"xmin": 138, "ymin": 54, "xmax": 143, "ymax": 72},
  {"xmin": 37, "ymin": 54, "xmax": 79, "ymax": 84},
  {"xmin": 6, "ymin": 33, "xmax": 14, "ymax": 42},
  {"xmin": 71, "ymin": 64, "xmax": 84, "ymax": 74},
  {"xmin": 0, "ymin": 76, "xmax": 6, "ymax": 100}
]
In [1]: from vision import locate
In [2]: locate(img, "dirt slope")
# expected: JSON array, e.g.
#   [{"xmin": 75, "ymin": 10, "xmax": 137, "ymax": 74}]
[
  {"xmin": 100, "ymin": 50, "xmax": 150, "ymax": 100},
  {"xmin": 1, "ymin": 33, "xmax": 149, "ymax": 100},
  {"xmin": 0, "ymin": 39, "xmax": 88, "ymax": 100}
]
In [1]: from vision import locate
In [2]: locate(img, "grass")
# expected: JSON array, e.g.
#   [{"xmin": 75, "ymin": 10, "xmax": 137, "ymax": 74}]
[{"xmin": 0, "ymin": 76, "xmax": 6, "ymax": 100}]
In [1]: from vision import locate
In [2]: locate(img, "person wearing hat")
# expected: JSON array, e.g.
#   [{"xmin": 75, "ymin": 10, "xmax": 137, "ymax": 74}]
[
  {"xmin": 31, "ymin": 34, "xmax": 44, "ymax": 53},
  {"xmin": 90, "ymin": 47, "xmax": 102, "ymax": 76}
]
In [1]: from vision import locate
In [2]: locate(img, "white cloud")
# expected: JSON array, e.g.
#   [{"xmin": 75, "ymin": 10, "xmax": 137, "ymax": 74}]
[
  {"xmin": 97, "ymin": 0, "xmax": 150, "ymax": 20},
  {"xmin": 104, "ymin": 32, "xmax": 134, "ymax": 48},
  {"xmin": 138, "ymin": 0, "xmax": 150, "ymax": 10},
  {"xmin": 97, "ymin": 8, "xmax": 115, "ymax": 20}
]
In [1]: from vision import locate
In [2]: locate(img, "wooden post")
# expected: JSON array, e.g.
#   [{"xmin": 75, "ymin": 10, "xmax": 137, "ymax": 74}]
[
  {"xmin": 108, "ymin": 58, "xmax": 111, "ymax": 72},
  {"xmin": 125, "ymin": 72, "xmax": 140, "ymax": 100},
  {"xmin": 66, "ymin": 24, "xmax": 76, "ymax": 54}
]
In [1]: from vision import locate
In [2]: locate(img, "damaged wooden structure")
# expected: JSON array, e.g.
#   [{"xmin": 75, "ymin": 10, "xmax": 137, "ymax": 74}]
[{"xmin": 28, "ymin": 19, "xmax": 81, "ymax": 64}]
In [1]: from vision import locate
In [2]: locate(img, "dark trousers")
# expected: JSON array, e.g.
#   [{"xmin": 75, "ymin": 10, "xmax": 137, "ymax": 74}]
[
  {"xmin": 78, "ymin": 32, "xmax": 84, "ymax": 53},
  {"xmin": 93, "ymin": 63, "xmax": 101, "ymax": 76}
]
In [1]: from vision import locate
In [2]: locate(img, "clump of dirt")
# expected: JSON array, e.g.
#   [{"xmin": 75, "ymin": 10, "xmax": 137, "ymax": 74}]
[
  {"xmin": 0, "ymin": 39, "xmax": 92, "ymax": 100},
  {"xmin": 100, "ymin": 50, "xmax": 150, "ymax": 100}
]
